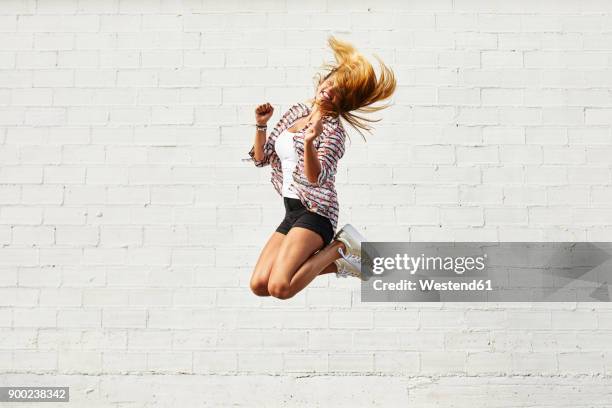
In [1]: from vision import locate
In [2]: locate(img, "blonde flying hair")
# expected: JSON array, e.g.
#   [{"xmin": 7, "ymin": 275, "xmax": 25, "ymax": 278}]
[{"xmin": 307, "ymin": 35, "xmax": 397, "ymax": 141}]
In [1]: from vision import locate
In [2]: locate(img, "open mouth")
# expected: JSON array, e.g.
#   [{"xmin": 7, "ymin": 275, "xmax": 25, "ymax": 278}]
[{"xmin": 320, "ymin": 89, "xmax": 331, "ymax": 101}]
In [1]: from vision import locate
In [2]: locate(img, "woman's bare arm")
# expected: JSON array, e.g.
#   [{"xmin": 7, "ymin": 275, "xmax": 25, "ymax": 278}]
[
  {"xmin": 252, "ymin": 127, "xmax": 267, "ymax": 162},
  {"xmin": 303, "ymin": 115, "xmax": 324, "ymax": 183},
  {"xmin": 252, "ymin": 103, "xmax": 274, "ymax": 162},
  {"xmin": 303, "ymin": 139, "xmax": 321, "ymax": 184},
  {"xmin": 303, "ymin": 115, "xmax": 346, "ymax": 186}
]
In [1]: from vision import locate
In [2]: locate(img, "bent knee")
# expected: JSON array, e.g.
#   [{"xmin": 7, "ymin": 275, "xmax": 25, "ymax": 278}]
[
  {"xmin": 267, "ymin": 280, "xmax": 293, "ymax": 300},
  {"xmin": 250, "ymin": 276, "xmax": 270, "ymax": 297}
]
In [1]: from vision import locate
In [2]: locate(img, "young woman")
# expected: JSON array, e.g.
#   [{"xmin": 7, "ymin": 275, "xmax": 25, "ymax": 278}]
[{"xmin": 245, "ymin": 36, "xmax": 396, "ymax": 299}]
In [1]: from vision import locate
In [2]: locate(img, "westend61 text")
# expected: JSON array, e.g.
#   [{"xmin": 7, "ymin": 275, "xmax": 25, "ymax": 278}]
[{"xmin": 372, "ymin": 279, "xmax": 494, "ymax": 292}]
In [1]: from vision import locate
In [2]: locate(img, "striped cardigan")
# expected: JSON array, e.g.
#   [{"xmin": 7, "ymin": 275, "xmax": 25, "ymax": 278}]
[{"xmin": 244, "ymin": 101, "xmax": 346, "ymax": 231}]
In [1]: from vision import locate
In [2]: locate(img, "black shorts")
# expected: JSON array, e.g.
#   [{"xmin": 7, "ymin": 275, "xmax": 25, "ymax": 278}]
[{"xmin": 276, "ymin": 197, "xmax": 334, "ymax": 246}]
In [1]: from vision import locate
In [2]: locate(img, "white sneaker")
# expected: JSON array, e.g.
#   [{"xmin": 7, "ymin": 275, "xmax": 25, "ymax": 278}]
[
  {"xmin": 335, "ymin": 258, "xmax": 358, "ymax": 279},
  {"xmin": 335, "ymin": 247, "xmax": 369, "ymax": 281},
  {"xmin": 333, "ymin": 224, "xmax": 379, "ymax": 280},
  {"xmin": 334, "ymin": 224, "xmax": 366, "ymax": 259}
]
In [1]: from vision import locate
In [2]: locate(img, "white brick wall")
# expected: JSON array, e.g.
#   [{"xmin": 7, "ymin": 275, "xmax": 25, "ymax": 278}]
[{"xmin": 1, "ymin": 0, "xmax": 612, "ymax": 406}]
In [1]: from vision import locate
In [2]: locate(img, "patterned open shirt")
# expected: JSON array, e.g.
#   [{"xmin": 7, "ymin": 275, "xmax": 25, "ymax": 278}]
[{"xmin": 244, "ymin": 101, "xmax": 347, "ymax": 232}]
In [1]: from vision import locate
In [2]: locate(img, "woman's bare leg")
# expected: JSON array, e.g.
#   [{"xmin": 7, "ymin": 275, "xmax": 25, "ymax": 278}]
[
  {"xmin": 267, "ymin": 227, "xmax": 345, "ymax": 299},
  {"xmin": 319, "ymin": 262, "xmax": 337, "ymax": 274},
  {"xmin": 249, "ymin": 232, "xmax": 285, "ymax": 296},
  {"xmin": 308, "ymin": 247, "xmax": 339, "ymax": 275}
]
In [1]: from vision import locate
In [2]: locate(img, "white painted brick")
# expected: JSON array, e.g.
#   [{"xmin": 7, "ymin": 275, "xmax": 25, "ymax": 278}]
[
  {"xmin": 435, "ymin": 13, "xmax": 476, "ymax": 30},
  {"xmin": 149, "ymin": 309, "xmax": 199, "ymax": 330},
  {"xmin": 39, "ymin": 288, "xmax": 81, "ymax": 307},
  {"xmin": 438, "ymin": 87, "xmax": 480, "ymax": 105},
  {"xmin": 147, "ymin": 351, "xmax": 192, "ymax": 373},
  {"xmin": 128, "ymin": 330, "xmax": 172, "ymax": 350},
  {"xmin": 482, "ymin": 51, "xmax": 523, "ymax": 69},
  {"xmin": 0, "ymin": 186, "xmax": 20, "ymax": 205},
  {"xmin": 445, "ymin": 331, "xmax": 492, "ymax": 352},
  {"xmin": 14, "ymin": 308, "xmax": 56, "ymax": 328},
  {"xmin": 586, "ymin": 146, "xmax": 612, "ymax": 164},
  {"xmin": 57, "ymin": 309, "xmax": 100, "ymax": 328},
  {"xmin": 283, "ymin": 352, "xmax": 328, "ymax": 373},
  {"xmin": 328, "ymin": 352, "xmax": 374, "ymax": 373},
  {"xmin": 507, "ymin": 310, "xmax": 551, "ymax": 329},
  {"xmin": 12, "ymin": 226, "xmax": 54, "ymax": 246},
  {"xmin": 13, "ymin": 351, "xmax": 56, "ymax": 371},
  {"xmin": 0, "ymin": 207, "xmax": 42, "ymax": 230},
  {"xmin": 459, "ymin": 185, "xmax": 503, "ymax": 204},
  {"xmin": 329, "ymin": 311, "xmax": 373, "ymax": 329},
  {"xmin": 102, "ymin": 352, "xmax": 147, "ymax": 373},
  {"xmin": 416, "ymin": 186, "xmax": 458, "ymax": 204},
  {"xmin": 503, "ymin": 186, "xmax": 546, "ymax": 205},
  {"xmin": 525, "ymin": 165, "xmax": 567, "ymax": 185},
  {"xmin": 396, "ymin": 50, "xmax": 435, "ymax": 67},
  {"xmin": 171, "ymin": 289, "xmax": 215, "ymax": 307},
  {"xmin": 0, "ymin": 249, "xmax": 39, "ymax": 266},
  {"xmin": 18, "ymin": 15, "xmax": 99, "ymax": 33},
  {"xmin": 194, "ymin": 351, "xmax": 237, "ymax": 373},
  {"xmin": 498, "ymin": 227, "xmax": 543, "ymax": 241},
  {"xmin": 439, "ymin": 50, "xmax": 481, "ymax": 69},
  {"xmin": 547, "ymin": 186, "xmax": 589, "ymax": 205},
  {"xmin": 558, "ymin": 352, "xmax": 604, "ymax": 374},
  {"xmin": 457, "ymin": 106, "xmax": 499, "ymax": 125},
  {"xmin": 412, "ymin": 145, "xmax": 454, "ymax": 164},
  {"xmin": 529, "ymin": 207, "xmax": 573, "ymax": 226},
  {"xmin": 0, "ymin": 309, "xmax": 12, "ymax": 327},
  {"xmin": 524, "ymin": 89, "xmax": 566, "ymax": 107},
  {"xmin": 348, "ymin": 205, "xmax": 395, "ymax": 225},
  {"xmin": 466, "ymin": 351, "xmax": 511, "ymax": 374},
  {"xmin": 421, "ymin": 351, "xmax": 465, "ymax": 374},
  {"xmin": 478, "ymin": 14, "xmax": 521, "ymax": 32},
  {"xmin": 416, "ymin": 122, "xmax": 462, "ymax": 142},
  {"xmin": 0, "ymin": 328, "xmax": 37, "ymax": 349},
  {"xmin": 576, "ymin": 332, "xmax": 612, "ymax": 351},
  {"xmin": 58, "ymin": 351, "xmax": 102, "ymax": 373},
  {"xmin": 457, "ymin": 145, "xmax": 499, "ymax": 164},
  {"xmin": 511, "ymin": 352, "xmax": 557, "ymax": 375},
  {"xmin": 482, "ymin": 88, "xmax": 524, "ymax": 106},
  {"xmin": 82, "ymin": 330, "xmax": 126, "ymax": 352},
  {"xmin": 464, "ymin": 310, "xmax": 506, "ymax": 329},
  {"xmin": 0, "ymin": 288, "xmax": 37, "ymax": 307},
  {"xmin": 485, "ymin": 208, "xmax": 528, "ymax": 225},
  {"xmin": 522, "ymin": 15, "xmax": 563, "ymax": 32},
  {"xmin": 238, "ymin": 352, "xmax": 283, "ymax": 373},
  {"xmin": 16, "ymin": 267, "xmax": 58, "ymax": 288},
  {"xmin": 586, "ymin": 108, "xmax": 612, "ymax": 125},
  {"xmin": 572, "ymin": 209, "xmax": 612, "ymax": 226},
  {"xmin": 531, "ymin": 332, "xmax": 578, "ymax": 351},
  {"xmin": 278, "ymin": 311, "xmax": 329, "ymax": 329},
  {"xmin": 500, "ymin": 145, "xmax": 542, "ymax": 164},
  {"xmin": 373, "ymin": 351, "xmax": 419, "ymax": 374},
  {"xmin": 347, "ymin": 166, "xmax": 392, "ymax": 184},
  {"xmin": 421, "ymin": 311, "xmax": 466, "ymax": 329},
  {"xmin": 440, "ymin": 207, "xmax": 483, "ymax": 226},
  {"xmin": 37, "ymin": 329, "xmax": 81, "ymax": 351},
  {"xmin": 396, "ymin": 206, "xmax": 439, "ymax": 225},
  {"xmin": 0, "ymin": 167, "xmax": 43, "ymax": 183},
  {"xmin": 542, "ymin": 108, "xmax": 584, "ymax": 126}
]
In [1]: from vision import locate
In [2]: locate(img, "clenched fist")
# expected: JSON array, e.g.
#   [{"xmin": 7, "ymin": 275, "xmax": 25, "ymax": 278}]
[{"xmin": 255, "ymin": 103, "xmax": 274, "ymax": 125}]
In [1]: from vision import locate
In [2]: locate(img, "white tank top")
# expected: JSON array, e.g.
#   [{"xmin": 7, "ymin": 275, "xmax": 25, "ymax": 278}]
[{"xmin": 274, "ymin": 128, "xmax": 299, "ymax": 199}]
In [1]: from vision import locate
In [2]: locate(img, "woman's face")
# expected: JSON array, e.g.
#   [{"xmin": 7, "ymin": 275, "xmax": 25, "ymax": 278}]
[{"xmin": 315, "ymin": 74, "xmax": 336, "ymax": 105}]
